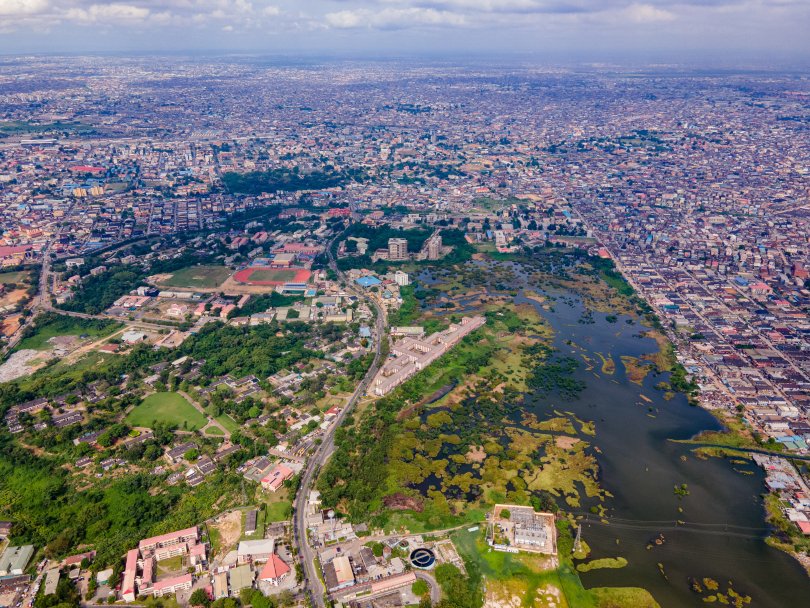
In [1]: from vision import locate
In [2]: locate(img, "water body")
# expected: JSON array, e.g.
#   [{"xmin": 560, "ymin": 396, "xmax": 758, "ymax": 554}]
[
  {"xmin": 423, "ymin": 260, "xmax": 810, "ymax": 607},
  {"xmin": 520, "ymin": 283, "xmax": 810, "ymax": 607}
]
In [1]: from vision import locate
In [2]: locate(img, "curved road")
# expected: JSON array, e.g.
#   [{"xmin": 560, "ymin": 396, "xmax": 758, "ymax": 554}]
[{"xmin": 293, "ymin": 232, "xmax": 387, "ymax": 607}]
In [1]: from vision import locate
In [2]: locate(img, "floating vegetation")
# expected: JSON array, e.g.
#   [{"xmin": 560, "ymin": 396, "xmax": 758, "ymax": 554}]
[
  {"xmin": 576, "ymin": 556, "xmax": 628, "ymax": 572},
  {"xmin": 691, "ymin": 578, "xmax": 752, "ymax": 607}
]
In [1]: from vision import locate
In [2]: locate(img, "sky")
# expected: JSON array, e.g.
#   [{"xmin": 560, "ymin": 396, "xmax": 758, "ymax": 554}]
[{"xmin": 0, "ymin": 0, "xmax": 808, "ymax": 61}]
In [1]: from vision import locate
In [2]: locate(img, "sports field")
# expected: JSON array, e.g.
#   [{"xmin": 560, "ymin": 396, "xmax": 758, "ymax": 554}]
[
  {"xmin": 162, "ymin": 265, "xmax": 232, "ymax": 289},
  {"xmin": 0, "ymin": 271, "xmax": 29, "ymax": 285},
  {"xmin": 233, "ymin": 267, "xmax": 311, "ymax": 285},
  {"xmin": 126, "ymin": 392, "xmax": 207, "ymax": 430}
]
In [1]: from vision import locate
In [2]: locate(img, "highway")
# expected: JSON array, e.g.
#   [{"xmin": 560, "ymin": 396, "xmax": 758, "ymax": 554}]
[{"xmin": 292, "ymin": 233, "xmax": 387, "ymax": 608}]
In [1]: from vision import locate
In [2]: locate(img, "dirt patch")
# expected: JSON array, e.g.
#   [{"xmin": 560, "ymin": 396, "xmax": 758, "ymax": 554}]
[
  {"xmin": 0, "ymin": 349, "xmax": 49, "ymax": 382},
  {"xmin": 466, "ymin": 445, "xmax": 487, "ymax": 463},
  {"xmin": 211, "ymin": 510, "xmax": 242, "ymax": 554},
  {"xmin": 383, "ymin": 493, "xmax": 424, "ymax": 512},
  {"xmin": 555, "ymin": 436, "xmax": 580, "ymax": 450},
  {"xmin": 0, "ymin": 288, "xmax": 29, "ymax": 308},
  {"xmin": 1, "ymin": 313, "xmax": 22, "ymax": 337},
  {"xmin": 536, "ymin": 584, "xmax": 563, "ymax": 608}
]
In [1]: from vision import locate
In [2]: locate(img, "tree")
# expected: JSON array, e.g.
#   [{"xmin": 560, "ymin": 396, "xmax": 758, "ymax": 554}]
[
  {"xmin": 412, "ymin": 579, "xmax": 430, "ymax": 596},
  {"xmin": 190, "ymin": 589, "xmax": 211, "ymax": 608}
]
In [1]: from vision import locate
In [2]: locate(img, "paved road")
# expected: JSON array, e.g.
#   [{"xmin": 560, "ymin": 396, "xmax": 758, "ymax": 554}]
[
  {"xmin": 293, "ymin": 233, "xmax": 387, "ymax": 608},
  {"xmin": 415, "ymin": 571, "xmax": 442, "ymax": 604}
]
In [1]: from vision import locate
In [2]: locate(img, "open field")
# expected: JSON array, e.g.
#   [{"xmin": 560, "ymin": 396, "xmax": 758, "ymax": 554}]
[
  {"xmin": 0, "ymin": 270, "xmax": 30, "ymax": 285},
  {"xmin": 452, "ymin": 527, "xmax": 659, "ymax": 608},
  {"xmin": 233, "ymin": 266, "xmax": 311, "ymax": 285},
  {"xmin": 126, "ymin": 392, "xmax": 207, "ymax": 430},
  {"xmin": 16, "ymin": 315, "xmax": 121, "ymax": 351},
  {"xmin": 215, "ymin": 414, "xmax": 241, "ymax": 433},
  {"xmin": 161, "ymin": 265, "xmax": 232, "ymax": 289},
  {"xmin": 263, "ymin": 487, "xmax": 293, "ymax": 522}
]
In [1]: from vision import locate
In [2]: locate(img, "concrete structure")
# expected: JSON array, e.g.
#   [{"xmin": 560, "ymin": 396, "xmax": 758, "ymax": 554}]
[
  {"xmin": 121, "ymin": 549, "xmax": 139, "ymax": 602},
  {"xmin": 388, "ymin": 238, "xmax": 408, "ymax": 261},
  {"xmin": 0, "ymin": 545, "xmax": 34, "ymax": 576},
  {"xmin": 212, "ymin": 572, "xmax": 229, "ymax": 599},
  {"xmin": 371, "ymin": 316, "xmax": 485, "ymax": 396},
  {"xmin": 260, "ymin": 463, "xmax": 295, "ymax": 492},
  {"xmin": 228, "ymin": 564, "xmax": 254, "ymax": 594},
  {"xmin": 488, "ymin": 504, "xmax": 557, "ymax": 556},
  {"xmin": 43, "ymin": 569, "xmax": 60, "ymax": 596},
  {"xmin": 237, "ymin": 539, "xmax": 275, "ymax": 564},
  {"xmin": 152, "ymin": 573, "xmax": 193, "ymax": 597},
  {"xmin": 323, "ymin": 555, "xmax": 354, "ymax": 592}
]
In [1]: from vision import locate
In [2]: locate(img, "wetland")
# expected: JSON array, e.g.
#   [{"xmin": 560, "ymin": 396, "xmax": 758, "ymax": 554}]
[{"xmin": 318, "ymin": 248, "xmax": 810, "ymax": 607}]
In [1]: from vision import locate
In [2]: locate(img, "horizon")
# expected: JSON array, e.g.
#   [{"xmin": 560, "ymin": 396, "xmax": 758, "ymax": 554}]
[{"xmin": 0, "ymin": 1, "xmax": 809, "ymax": 62}]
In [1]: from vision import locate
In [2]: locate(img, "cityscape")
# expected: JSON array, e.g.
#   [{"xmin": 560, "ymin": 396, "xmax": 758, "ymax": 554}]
[{"xmin": 0, "ymin": 10, "xmax": 808, "ymax": 608}]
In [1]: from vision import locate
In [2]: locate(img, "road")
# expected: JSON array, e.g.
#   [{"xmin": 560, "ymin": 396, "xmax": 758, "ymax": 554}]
[{"xmin": 292, "ymin": 232, "xmax": 387, "ymax": 608}]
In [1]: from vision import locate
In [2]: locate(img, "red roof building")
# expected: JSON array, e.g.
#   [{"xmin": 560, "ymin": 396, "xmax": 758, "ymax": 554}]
[{"xmin": 259, "ymin": 554, "xmax": 291, "ymax": 586}]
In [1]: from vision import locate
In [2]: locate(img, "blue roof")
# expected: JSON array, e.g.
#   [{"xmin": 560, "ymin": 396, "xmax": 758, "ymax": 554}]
[
  {"xmin": 355, "ymin": 276, "xmax": 382, "ymax": 288},
  {"xmin": 359, "ymin": 326, "xmax": 371, "ymax": 338}
]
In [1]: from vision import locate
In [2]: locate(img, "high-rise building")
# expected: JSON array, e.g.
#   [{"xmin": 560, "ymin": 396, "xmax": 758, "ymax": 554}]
[
  {"xmin": 388, "ymin": 238, "xmax": 408, "ymax": 260},
  {"xmin": 394, "ymin": 270, "xmax": 409, "ymax": 286},
  {"xmin": 427, "ymin": 235, "xmax": 442, "ymax": 260}
]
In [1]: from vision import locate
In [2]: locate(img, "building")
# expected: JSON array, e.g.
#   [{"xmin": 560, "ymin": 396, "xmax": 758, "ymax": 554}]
[
  {"xmin": 152, "ymin": 573, "xmax": 193, "ymax": 598},
  {"xmin": 371, "ymin": 316, "xmax": 485, "ymax": 396},
  {"xmin": 139, "ymin": 526, "xmax": 199, "ymax": 554},
  {"xmin": 245, "ymin": 510, "xmax": 258, "ymax": 536},
  {"xmin": 0, "ymin": 521, "xmax": 12, "ymax": 539},
  {"xmin": 43, "ymin": 569, "xmax": 60, "ymax": 596},
  {"xmin": 212, "ymin": 571, "xmax": 229, "ymax": 599},
  {"xmin": 0, "ymin": 545, "xmax": 34, "ymax": 576},
  {"xmin": 388, "ymin": 238, "xmax": 408, "ymax": 261},
  {"xmin": 121, "ymin": 549, "xmax": 139, "ymax": 602},
  {"xmin": 237, "ymin": 539, "xmax": 275, "ymax": 564},
  {"xmin": 394, "ymin": 270, "xmax": 410, "ymax": 286},
  {"xmin": 258, "ymin": 554, "xmax": 291, "ymax": 586},
  {"xmin": 426, "ymin": 234, "xmax": 442, "ymax": 260},
  {"xmin": 488, "ymin": 504, "xmax": 557, "ymax": 556},
  {"xmin": 260, "ymin": 463, "xmax": 295, "ymax": 492},
  {"xmin": 323, "ymin": 555, "xmax": 355, "ymax": 592},
  {"xmin": 228, "ymin": 564, "xmax": 254, "ymax": 594}
]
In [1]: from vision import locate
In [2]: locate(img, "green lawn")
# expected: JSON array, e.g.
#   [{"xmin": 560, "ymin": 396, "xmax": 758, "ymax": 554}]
[
  {"xmin": 126, "ymin": 392, "xmax": 208, "ymax": 430},
  {"xmin": 162, "ymin": 265, "xmax": 231, "ymax": 289},
  {"xmin": 206, "ymin": 426, "xmax": 225, "ymax": 436},
  {"xmin": 17, "ymin": 315, "xmax": 120, "ymax": 351},
  {"xmin": 263, "ymin": 488, "xmax": 292, "ymax": 522},
  {"xmin": 0, "ymin": 271, "xmax": 29, "ymax": 285},
  {"xmin": 247, "ymin": 268, "xmax": 300, "ymax": 283},
  {"xmin": 215, "ymin": 414, "xmax": 241, "ymax": 433}
]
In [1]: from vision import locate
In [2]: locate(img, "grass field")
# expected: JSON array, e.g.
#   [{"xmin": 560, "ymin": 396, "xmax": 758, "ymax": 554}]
[
  {"xmin": 451, "ymin": 526, "xmax": 659, "ymax": 608},
  {"xmin": 247, "ymin": 269, "xmax": 300, "ymax": 282},
  {"xmin": 17, "ymin": 315, "xmax": 120, "ymax": 351},
  {"xmin": 162, "ymin": 265, "xmax": 232, "ymax": 289},
  {"xmin": 0, "ymin": 271, "xmax": 29, "ymax": 285},
  {"xmin": 215, "ymin": 414, "xmax": 241, "ymax": 433},
  {"xmin": 263, "ymin": 488, "xmax": 292, "ymax": 522},
  {"xmin": 126, "ymin": 392, "xmax": 208, "ymax": 430}
]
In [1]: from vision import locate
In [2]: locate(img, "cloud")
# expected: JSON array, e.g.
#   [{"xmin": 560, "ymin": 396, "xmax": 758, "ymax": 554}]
[
  {"xmin": 325, "ymin": 6, "xmax": 468, "ymax": 29},
  {"xmin": 0, "ymin": 0, "xmax": 50, "ymax": 17},
  {"xmin": 621, "ymin": 3, "xmax": 675, "ymax": 23},
  {"xmin": 64, "ymin": 4, "xmax": 151, "ymax": 24}
]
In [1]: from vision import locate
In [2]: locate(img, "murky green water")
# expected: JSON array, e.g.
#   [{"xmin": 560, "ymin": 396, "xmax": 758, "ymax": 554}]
[{"xmin": 422, "ymin": 260, "xmax": 810, "ymax": 607}]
